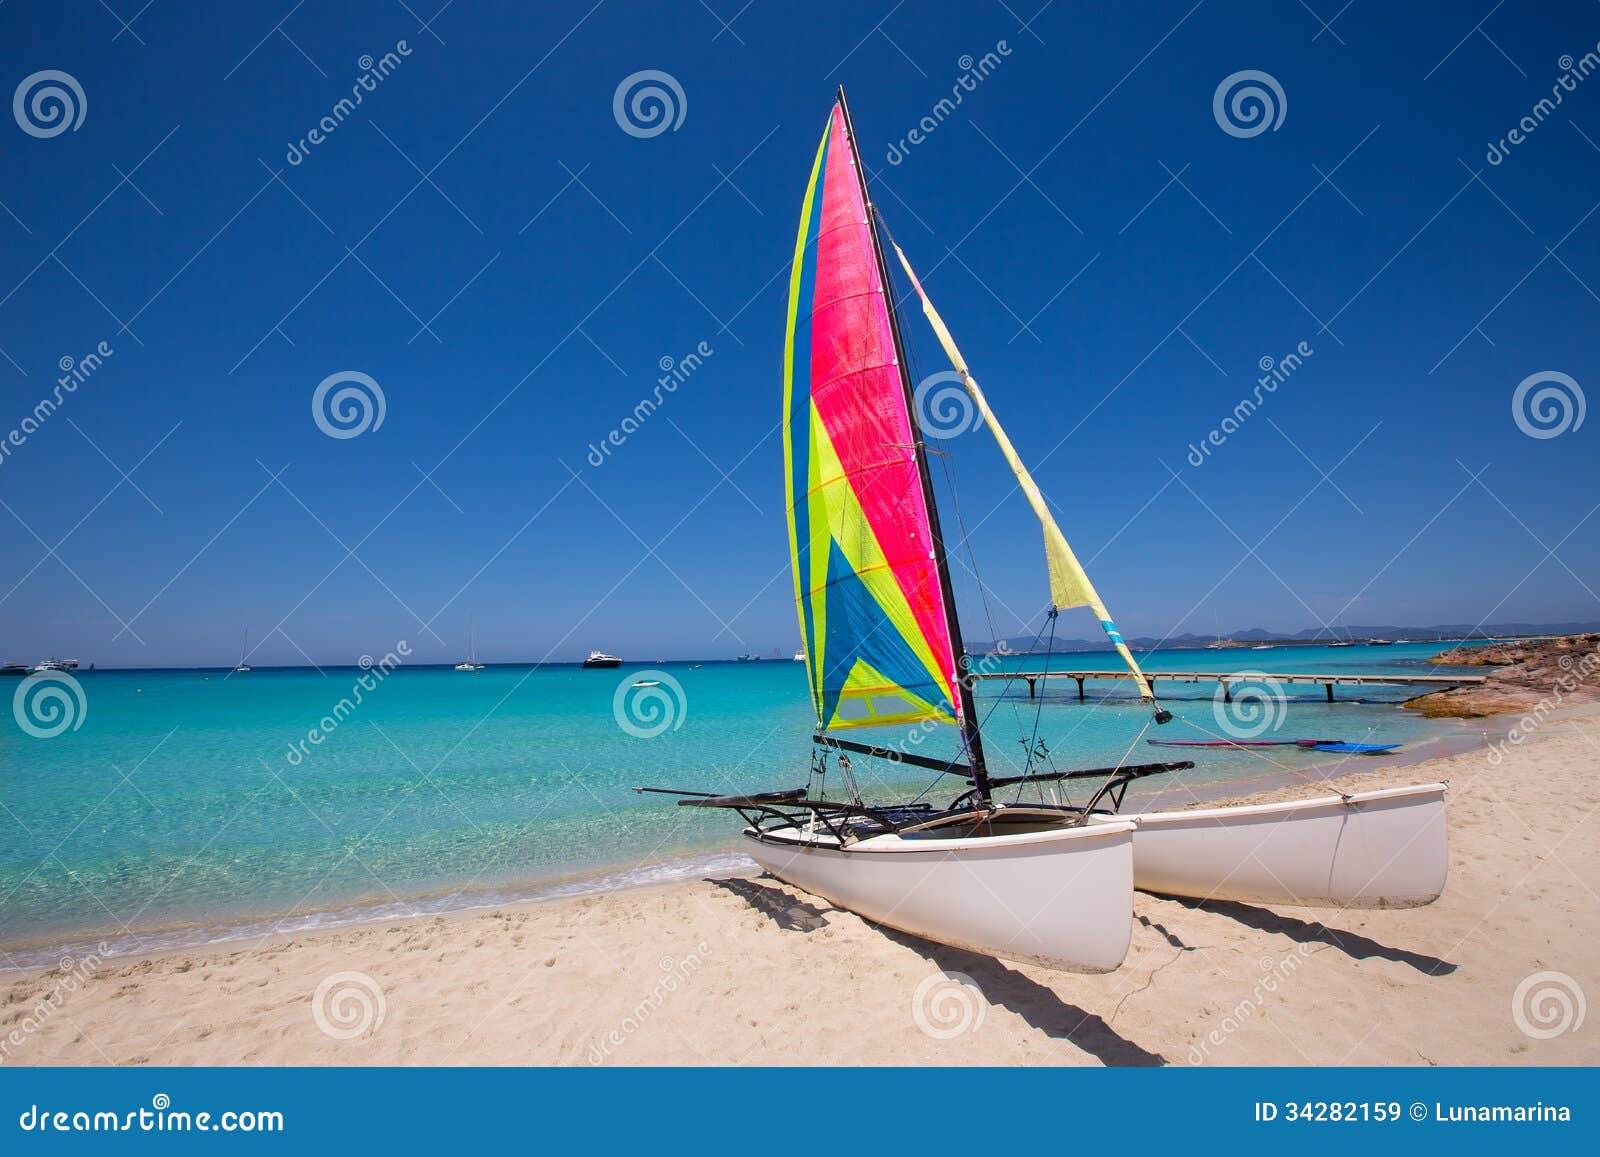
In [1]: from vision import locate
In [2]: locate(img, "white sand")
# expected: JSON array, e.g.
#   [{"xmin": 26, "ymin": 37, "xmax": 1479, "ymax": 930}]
[{"xmin": 4, "ymin": 707, "xmax": 1597, "ymax": 1066}]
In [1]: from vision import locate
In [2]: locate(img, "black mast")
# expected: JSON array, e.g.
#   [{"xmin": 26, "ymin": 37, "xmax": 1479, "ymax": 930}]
[{"xmin": 834, "ymin": 86, "xmax": 992, "ymax": 802}]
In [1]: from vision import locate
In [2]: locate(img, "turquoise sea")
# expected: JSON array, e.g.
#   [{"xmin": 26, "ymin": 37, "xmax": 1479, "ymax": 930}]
[{"xmin": 0, "ymin": 642, "xmax": 1488, "ymax": 969}]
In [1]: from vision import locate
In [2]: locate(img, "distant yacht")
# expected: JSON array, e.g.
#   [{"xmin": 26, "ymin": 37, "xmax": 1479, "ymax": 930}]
[
  {"xmin": 32, "ymin": 658, "xmax": 79, "ymax": 672},
  {"xmin": 1250, "ymin": 644, "xmax": 1274, "ymax": 651},
  {"xmin": 454, "ymin": 618, "xmax": 484, "ymax": 671},
  {"xmin": 736, "ymin": 653, "xmax": 761, "ymax": 662},
  {"xmin": 1368, "ymin": 638, "xmax": 1395, "ymax": 646},
  {"xmin": 793, "ymin": 650, "xmax": 806, "ymax": 662},
  {"xmin": 582, "ymin": 650, "xmax": 623, "ymax": 669},
  {"xmin": 2, "ymin": 662, "xmax": 29, "ymax": 676},
  {"xmin": 234, "ymin": 628, "xmax": 251, "ymax": 673}
]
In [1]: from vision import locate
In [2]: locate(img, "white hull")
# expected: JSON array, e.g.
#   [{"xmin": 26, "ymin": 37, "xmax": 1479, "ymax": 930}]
[
  {"xmin": 742, "ymin": 819, "xmax": 1136, "ymax": 972},
  {"xmin": 1091, "ymin": 783, "xmax": 1446, "ymax": 908}
]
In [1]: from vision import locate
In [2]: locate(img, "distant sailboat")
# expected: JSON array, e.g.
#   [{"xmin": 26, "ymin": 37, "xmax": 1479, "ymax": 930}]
[
  {"xmin": 454, "ymin": 617, "xmax": 484, "ymax": 671},
  {"xmin": 234, "ymin": 629, "xmax": 251, "ymax": 673}
]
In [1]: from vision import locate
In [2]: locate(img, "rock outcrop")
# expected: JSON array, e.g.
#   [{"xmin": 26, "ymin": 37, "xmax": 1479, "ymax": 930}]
[{"xmin": 1407, "ymin": 633, "xmax": 1600, "ymax": 717}]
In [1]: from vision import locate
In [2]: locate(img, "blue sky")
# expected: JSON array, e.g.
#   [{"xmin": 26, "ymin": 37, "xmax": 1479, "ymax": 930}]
[{"xmin": 1, "ymin": 0, "xmax": 1596, "ymax": 667}]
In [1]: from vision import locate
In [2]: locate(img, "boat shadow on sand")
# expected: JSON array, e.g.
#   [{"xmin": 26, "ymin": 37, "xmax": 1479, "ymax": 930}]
[
  {"xmin": 709, "ymin": 874, "xmax": 1167, "ymax": 1066},
  {"xmin": 1175, "ymin": 897, "xmax": 1458, "ymax": 975}
]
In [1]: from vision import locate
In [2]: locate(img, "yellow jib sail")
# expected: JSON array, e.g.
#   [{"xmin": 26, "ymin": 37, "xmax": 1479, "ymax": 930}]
[{"xmin": 889, "ymin": 240, "xmax": 1156, "ymax": 702}]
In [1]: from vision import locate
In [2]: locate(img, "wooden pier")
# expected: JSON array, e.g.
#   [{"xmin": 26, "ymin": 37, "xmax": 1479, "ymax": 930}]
[{"xmin": 973, "ymin": 669, "xmax": 1486, "ymax": 703}]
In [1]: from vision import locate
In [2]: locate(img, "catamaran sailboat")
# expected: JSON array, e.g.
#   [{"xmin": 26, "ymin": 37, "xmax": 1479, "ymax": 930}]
[
  {"xmin": 455, "ymin": 618, "xmax": 485, "ymax": 671},
  {"xmin": 637, "ymin": 90, "xmax": 1199, "ymax": 972},
  {"xmin": 640, "ymin": 91, "xmax": 1444, "ymax": 968}
]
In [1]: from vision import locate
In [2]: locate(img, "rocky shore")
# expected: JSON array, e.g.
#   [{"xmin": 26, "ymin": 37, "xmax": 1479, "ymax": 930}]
[{"xmin": 1407, "ymin": 633, "xmax": 1600, "ymax": 717}]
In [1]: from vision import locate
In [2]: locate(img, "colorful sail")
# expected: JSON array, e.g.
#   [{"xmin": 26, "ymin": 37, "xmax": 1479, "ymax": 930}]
[
  {"xmin": 888, "ymin": 238, "xmax": 1158, "ymax": 703},
  {"xmin": 783, "ymin": 104, "xmax": 960, "ymax": 731}
]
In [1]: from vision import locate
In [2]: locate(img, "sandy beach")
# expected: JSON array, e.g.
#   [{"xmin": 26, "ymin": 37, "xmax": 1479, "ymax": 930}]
[{"xmin": 4, "ymin": 704, "xmax": 1596, "ymax": 1067}]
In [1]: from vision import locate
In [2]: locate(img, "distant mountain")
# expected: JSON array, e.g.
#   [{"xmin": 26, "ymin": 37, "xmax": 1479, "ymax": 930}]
[{"xmin": 970, "ymin": 621, "xmax": 1600, "ymax": 654}]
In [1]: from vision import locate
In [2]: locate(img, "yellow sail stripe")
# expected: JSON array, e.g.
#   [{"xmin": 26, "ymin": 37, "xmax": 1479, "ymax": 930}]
[{"xmin": 889, "ymin": 240, "xmax": 1156, "ymax": 701}]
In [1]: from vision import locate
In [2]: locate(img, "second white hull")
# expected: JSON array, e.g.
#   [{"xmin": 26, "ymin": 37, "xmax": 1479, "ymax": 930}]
[
  {"xmin": 1091, "ymin": 783, "xmax": 1447, "ymax": 908},
  {"xmin": 743, "ymin": 819, "xmax": 1136, "ymax": 972}
]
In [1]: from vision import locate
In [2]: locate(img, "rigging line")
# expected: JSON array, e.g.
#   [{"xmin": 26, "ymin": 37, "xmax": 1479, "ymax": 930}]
[
  {"xmin": 871, "ymin": 207, "xmax": 1030, "ymax": 756},
  {"xmin": 1162, "ymin": 706, "xmax": 1349, "ymax": 794},
  {"xmin": 1079, "ymin": 714, "xmax": 1158, "ymax": 814},
  {"xmin": 1013, "ymin": 609, "xmax": 1058, "ymax": 804}
]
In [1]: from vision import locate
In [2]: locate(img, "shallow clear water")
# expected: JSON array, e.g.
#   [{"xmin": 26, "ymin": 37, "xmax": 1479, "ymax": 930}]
[{"xmin": 0, "ymin": 642, "xmax": 1482, "ymax": 966}]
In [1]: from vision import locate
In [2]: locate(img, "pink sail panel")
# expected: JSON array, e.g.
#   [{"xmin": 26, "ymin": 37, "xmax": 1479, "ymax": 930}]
[{"xmin": 784, "ymin": 103, "xmax": 960, "ymax": 729}]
